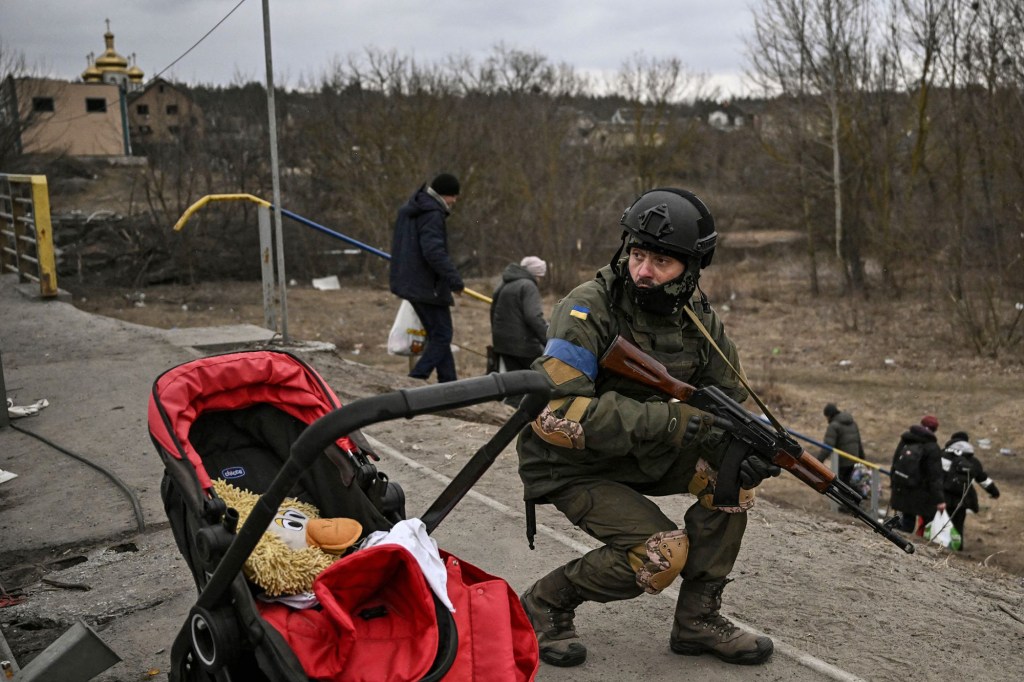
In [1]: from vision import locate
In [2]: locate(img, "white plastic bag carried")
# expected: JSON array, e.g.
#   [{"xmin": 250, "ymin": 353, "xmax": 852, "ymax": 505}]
[
  {"xmin": 925, "ymin": 508, "xmax": 953, "ymax": 548},
  {"xmin": 387, "ymin": 300, "xmax": 427, "ymax": 356}
]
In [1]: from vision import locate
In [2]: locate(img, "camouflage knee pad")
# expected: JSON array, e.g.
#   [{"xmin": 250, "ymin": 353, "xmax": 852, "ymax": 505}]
[{"xmin": 628, "ymin": 529, "xmax": 689, "ymax": 595}]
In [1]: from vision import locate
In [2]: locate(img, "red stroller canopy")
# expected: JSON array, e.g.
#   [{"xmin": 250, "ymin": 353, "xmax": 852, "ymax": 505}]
[{"xmin": 148, "ymin": 350, "xmax": 358, "ymax": 490}]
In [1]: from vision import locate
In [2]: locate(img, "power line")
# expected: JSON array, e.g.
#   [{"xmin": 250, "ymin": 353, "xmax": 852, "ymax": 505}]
[{"xmin": 146, "ymin": 0, "xmax": 249, "ymax": 86}]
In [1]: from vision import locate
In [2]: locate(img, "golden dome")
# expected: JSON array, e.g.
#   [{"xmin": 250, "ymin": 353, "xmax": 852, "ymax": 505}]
[
  {"xmin": 82, "ymin": 55, "xmax": 103, "ymax": 83},
  {"xmin": 127, "ymin": 55, "xmax": 144, "ymax": 82},
  {"xmin": 93, "ymin": 24, "xmax": 128, "ymax": 73}
]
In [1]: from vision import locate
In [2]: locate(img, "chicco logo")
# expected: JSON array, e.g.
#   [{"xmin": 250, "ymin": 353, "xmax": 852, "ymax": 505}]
[{"xmin": 221, "ymin": 466, "xmax": 246, "ymax": 480}]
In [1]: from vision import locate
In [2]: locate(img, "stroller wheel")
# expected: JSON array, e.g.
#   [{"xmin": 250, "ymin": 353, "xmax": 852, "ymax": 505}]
[{"xmin": 189, "ymin": 606, "xmax": 242, "ymax": 673}]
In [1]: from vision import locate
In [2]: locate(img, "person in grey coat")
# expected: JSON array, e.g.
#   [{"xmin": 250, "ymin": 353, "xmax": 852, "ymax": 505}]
[
  {"xmin": 817, "ymin": 403, "xmax": 864, "ymax": 486},
  {"xmin": 490, "ymin": 256, "xmax": 548, "ymax": 372}
]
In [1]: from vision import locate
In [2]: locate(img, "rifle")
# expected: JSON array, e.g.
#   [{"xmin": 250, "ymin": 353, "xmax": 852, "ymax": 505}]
[{"xmin": 599, "ymin": 335, "xmax": 914, "ymax": 554}]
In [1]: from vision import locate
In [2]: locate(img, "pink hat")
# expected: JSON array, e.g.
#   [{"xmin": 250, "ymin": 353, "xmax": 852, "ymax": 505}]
[{"xmin": 520, "ymin": 256, "xmax": 547, "ymax": 278}]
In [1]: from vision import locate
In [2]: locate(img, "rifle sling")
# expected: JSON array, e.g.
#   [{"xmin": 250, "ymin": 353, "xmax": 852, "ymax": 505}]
[{"xmin": 682, "ymin": 305, "xmax": 787, "ymax": 436}]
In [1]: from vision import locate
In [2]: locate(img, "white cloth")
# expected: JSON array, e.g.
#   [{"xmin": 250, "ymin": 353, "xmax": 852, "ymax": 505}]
[
  {"xmin": 258, "ymin": 591, "xmax": 320, "ymax": 610},
  {"xmin": 7, "ymin": 398, "xmax": 49, "ymax": 418},
  {"xmin": 361, "ymin": 518, "xmax": 454, "ymax": 611}
]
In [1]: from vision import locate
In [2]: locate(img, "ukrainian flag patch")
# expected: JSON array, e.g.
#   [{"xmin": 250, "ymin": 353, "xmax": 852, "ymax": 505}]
[{"xmin": 569, "ymin": 305, "xmax": 589, "ymax": 320}]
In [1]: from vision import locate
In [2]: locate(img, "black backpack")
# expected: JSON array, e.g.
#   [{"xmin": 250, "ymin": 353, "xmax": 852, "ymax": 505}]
[
  {"xmin": 943, "ymin": 452, "xmax": 972, "ymax": 495},
  {"xmin": 892, "ymin": 442, "xmax": 926, "ymax": 488}
]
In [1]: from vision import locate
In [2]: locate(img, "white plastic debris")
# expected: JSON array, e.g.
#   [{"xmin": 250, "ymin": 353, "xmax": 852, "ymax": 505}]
[
  {"xmin": 838, "ymin": 360, "xmax": 852, "ymax": 367},
  {"xmin": 884, "ymin": 358, "xmax": 896, "ymax": 366},
  {"xmin": 312, "ymin": 275, "xmax": 341, "ymax": 291},
  {"xmin": 978, "ymin": 438, "xmax": 992, "ymax": 450}
]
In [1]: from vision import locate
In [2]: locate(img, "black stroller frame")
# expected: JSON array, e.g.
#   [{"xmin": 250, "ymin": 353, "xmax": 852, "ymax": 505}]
[{"xmin": 149, "ymin": 350, "xmax": 549, "ymax": 682}]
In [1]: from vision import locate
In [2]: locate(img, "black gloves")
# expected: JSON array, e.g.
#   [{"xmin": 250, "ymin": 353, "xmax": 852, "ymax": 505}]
[
  {"xmin": 986, "ymin": 482, "xmax": 1000, "ymax": 499},
  {"xmin": 665, "ymin": 402, "xmax": 717, "ymax": 449},
  {"xmin": 739, "ymin": 454, "xmax": 782, "ymax": 489}
]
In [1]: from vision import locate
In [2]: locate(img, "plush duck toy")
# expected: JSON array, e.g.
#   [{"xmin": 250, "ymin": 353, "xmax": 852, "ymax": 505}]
[{"xmin": 212, "ymin": 479, "xmax": 363, "ymax": 596}]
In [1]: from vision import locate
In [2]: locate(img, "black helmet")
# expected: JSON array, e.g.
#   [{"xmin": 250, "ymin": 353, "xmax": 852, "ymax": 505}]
[
  {"xmin": 613, "ymin": 188, "xmax": 717, "ymax": 316},
  {"xmin": 619, "ymin": 188, "xmax": 717, "ymax": 269}
]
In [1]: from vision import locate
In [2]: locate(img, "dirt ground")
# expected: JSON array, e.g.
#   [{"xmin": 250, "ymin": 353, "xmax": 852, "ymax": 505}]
[{"xmin": 68, "ymin": 258, "xmax": 1024, "ymax": 579}]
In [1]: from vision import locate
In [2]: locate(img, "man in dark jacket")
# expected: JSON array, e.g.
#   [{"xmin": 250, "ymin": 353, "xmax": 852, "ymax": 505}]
[
  {"xmin": 517, "ymin": 188, "xmax": 780, "ymax": 670},
  {"xmin": 890, "ymin": 415, "xmax": 946, "ymax": 534},
  {"xmin": 490, "ymin": 255, "xmax": 548, "ymax": 372},
  {"xmin": 941, "ymin": 432, "xmax": 1000, "ymax": 550},
  {"xmin": 817, "ymin": 403, "xmax": 863, "ymax": 486},
  {"xmin": 389, "ymin": 173, "xmax": 464, "ymax": 383}
]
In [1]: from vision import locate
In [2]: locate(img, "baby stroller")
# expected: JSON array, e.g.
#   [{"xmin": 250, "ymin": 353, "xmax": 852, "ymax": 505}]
[{"xmin": 148, "ymin": 350, "xmax": 549, "ymax": 682}]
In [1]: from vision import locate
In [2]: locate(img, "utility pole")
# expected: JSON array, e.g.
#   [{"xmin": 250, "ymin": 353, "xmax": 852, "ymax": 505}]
[{"xmin": 262, "ymin": 0, "xmax": 288, "ymax": 342}]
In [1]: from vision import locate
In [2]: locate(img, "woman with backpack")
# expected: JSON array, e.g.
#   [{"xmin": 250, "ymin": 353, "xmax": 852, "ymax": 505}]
[{"xmin": 889, "ymin": 415, "xmax": 947, "ymax": 535}]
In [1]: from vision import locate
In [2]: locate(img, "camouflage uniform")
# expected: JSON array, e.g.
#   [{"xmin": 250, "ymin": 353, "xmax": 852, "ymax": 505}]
[{"xmin": 518, "ymin": 263, "xmax": 748, "ymax": 595}]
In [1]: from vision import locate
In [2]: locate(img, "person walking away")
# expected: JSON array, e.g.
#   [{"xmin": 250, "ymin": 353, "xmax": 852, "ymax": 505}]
[
  {"xmin": 490, "ymin": 256, "xmax": 549, "ymax": 373},
  {"xmin": 940, "ymin": 431, "xmax": 1000, "ymax": 550},
  {"xmin": 516, "ymin": 188, "xmax": 781, "ymax": 670},
  {"xmin": 890, "ymin": 415, "xmax": 946, "ymax": 535},
  {"xmin": 389, "ymin": 173, "xmax": 464, "ymax": 383},
  {"xmin": 817, "ymin": 403, "xmax": 863, "ymax": 487}
]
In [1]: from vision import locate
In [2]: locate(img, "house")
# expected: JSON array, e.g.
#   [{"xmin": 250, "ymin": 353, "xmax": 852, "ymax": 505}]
[
  {"xmin": 2, "ymin": 76, "xmax": 128, "ymax": 156},
  {"xmin": 707, "ymin": 103, "xmax": 747, "ymax": 130},
  {"xmin": 0, "ymin": 23, "xmax": 143, "ymax": 157},
  {"xmin": 128, "ymin": 78, "xmax": 204, "ymax": 144}
]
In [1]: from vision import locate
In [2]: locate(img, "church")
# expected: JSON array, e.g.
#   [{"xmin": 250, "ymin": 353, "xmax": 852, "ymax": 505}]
[{"xmin": 2, "ymin": 22, "xmax": 200, "ymax": 157}]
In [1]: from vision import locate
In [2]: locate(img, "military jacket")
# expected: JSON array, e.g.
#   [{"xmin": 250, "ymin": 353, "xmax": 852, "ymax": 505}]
[{"xmin": 516, "ymin": 264, "xmax": 747, "ymax": 499}]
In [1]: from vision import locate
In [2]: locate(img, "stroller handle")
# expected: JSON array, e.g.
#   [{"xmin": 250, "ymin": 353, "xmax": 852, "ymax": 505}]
[
  {"xmin": 292, "ymin": 370, "xmax": 550, "ymax": 468},
  {"xmin": 197, "ymin": 370, "xmax": 550, "ymax": 611}
]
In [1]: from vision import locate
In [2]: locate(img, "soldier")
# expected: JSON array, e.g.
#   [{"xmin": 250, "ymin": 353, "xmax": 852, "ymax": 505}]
[{"xmin": 516, "ymin": 188, "xmax": 780, "ymax": 668}]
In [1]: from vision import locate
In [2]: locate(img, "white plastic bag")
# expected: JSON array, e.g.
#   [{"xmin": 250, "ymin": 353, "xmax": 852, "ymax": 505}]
[
  {"xmin": 387, "ymin": 300, "xmax": 427, "ymax": 356},
  {"xmin": 925, "ymin": 509, "xmax": 953, "ymax": 548}
]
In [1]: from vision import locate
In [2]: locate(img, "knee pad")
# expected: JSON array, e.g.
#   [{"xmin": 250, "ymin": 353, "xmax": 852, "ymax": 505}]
[
  {"xmin": 688, "ymin": 458, "xmax": 755, "ymax": 512},
  {"xmin": 628, "ymin": 529, "xmax": 689, "ymax": 595}
]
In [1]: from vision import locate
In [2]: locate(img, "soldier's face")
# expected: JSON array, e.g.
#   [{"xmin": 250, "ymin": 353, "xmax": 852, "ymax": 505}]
[{"xmin": 627, "ymin": 247, "xmax": 685, "ymax": 287}]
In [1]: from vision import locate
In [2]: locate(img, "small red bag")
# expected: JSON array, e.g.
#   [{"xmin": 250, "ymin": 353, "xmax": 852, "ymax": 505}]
[{"xmin": 440, "ymin": 551, "xmax": 539, "ymax": 681}]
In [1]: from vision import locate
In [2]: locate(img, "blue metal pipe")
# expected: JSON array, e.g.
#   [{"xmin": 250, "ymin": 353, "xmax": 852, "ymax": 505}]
[
  {"xmin": 753, "ymin": 414, "xmax": 891, "ymax": 476},
  {"xmin": 275, "ymin": 206, "xmax": 391, "ymax": 260}
]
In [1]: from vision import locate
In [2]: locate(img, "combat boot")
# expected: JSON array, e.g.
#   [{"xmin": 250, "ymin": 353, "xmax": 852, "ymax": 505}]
[
  {"xmin": 520, "ymin": 568, "xmax": 587, "ymax": 667},
  {"xmin": 670, "ymin": 579, "xmax": 773, "ymax": 665}
]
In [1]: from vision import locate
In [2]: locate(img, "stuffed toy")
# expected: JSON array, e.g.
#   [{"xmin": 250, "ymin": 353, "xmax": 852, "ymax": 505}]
[{"xmin": 213, "ymin": 479, "xmax": 363, "ymax": 596}]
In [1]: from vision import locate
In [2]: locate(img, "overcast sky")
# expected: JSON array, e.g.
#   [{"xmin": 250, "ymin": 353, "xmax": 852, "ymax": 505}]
[{"xmin": 2, "ymin": 0, "xmax": 758, "ymax": 98}]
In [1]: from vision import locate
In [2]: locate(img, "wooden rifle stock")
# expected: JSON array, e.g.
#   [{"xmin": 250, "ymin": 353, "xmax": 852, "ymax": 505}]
[{"xmin": 598, "ymin": 336, "xmax": 696, "ymax": 402}]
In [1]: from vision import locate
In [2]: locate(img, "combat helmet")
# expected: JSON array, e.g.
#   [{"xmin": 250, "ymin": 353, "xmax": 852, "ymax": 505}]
[{"xmin": 613, "ymin": 188, "xmax": 718, "ymax": 315}]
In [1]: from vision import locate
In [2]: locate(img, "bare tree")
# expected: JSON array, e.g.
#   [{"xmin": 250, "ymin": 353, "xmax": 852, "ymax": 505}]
[
  {"xmin": 608, "ymin": 53, "xmax": 711, "ymax": 192},
  {"xmin": 746, "ymin": 0, "xmax": 875, "ymax": 294}
]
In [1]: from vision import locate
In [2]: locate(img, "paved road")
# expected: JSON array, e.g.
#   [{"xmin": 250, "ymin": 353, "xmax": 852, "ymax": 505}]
[{"xmin": 0, "ymin": 273, "xmax": 854, "ymax": 681}]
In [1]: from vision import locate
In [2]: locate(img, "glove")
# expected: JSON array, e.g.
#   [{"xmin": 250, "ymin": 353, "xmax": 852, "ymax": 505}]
[
  {"xmin": 665, "ymin": 402, "xmax": 717, "ymax": 449},
  {"xmin": 986, "ymin": 482, "xmax": 1000, "ymax": 499},
  {"xmin": 738, "ymin": 454, "xmax": 782, "ymax": 489}
]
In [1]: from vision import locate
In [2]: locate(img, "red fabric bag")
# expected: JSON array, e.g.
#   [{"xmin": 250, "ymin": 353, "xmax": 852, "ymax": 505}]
[
  {"xmin": 260, "ymin": 544, "xmax": 439, "ymax": 682},
  {"xmin": 440, "ymin": 551, "xmax": 539, "ymax": 681}
]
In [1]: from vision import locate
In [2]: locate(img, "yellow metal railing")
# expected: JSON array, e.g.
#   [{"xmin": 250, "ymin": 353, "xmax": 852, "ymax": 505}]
[{"xmin": 0, "ymin": 174, "xmax": 58, "ymax": 297}]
